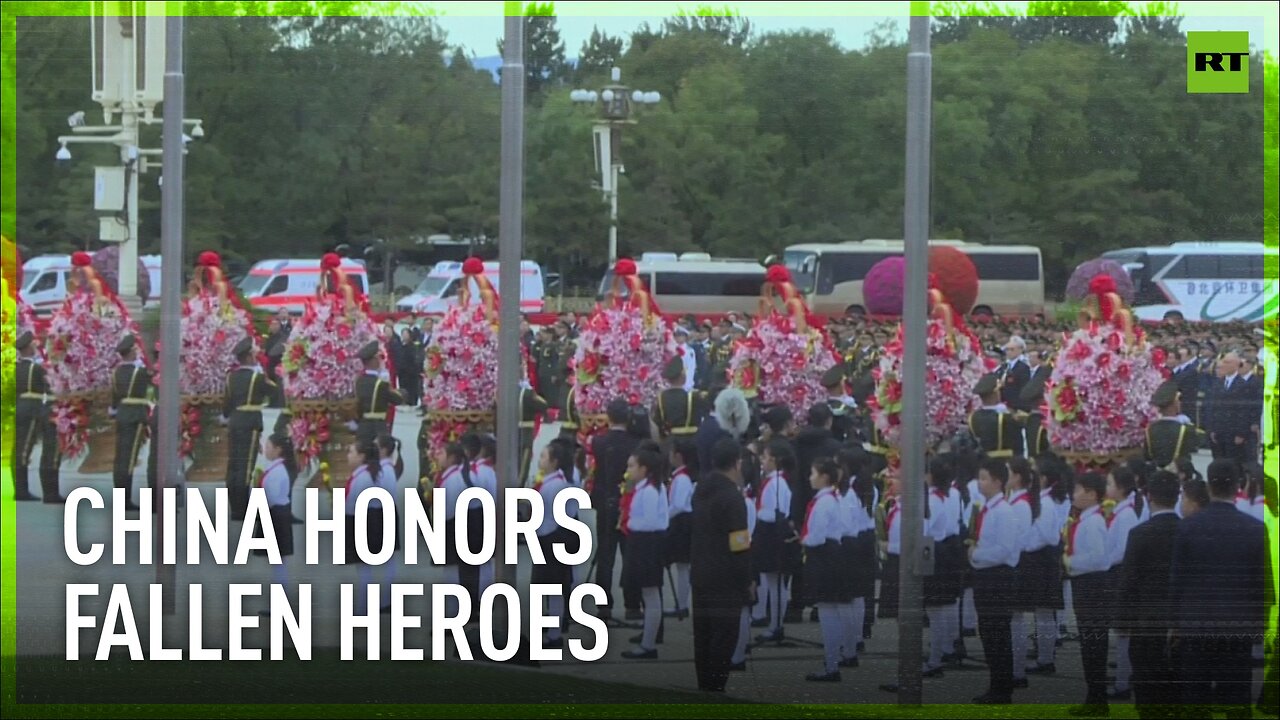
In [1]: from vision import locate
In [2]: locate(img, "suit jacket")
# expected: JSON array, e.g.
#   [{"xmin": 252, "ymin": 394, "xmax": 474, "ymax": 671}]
[
  {"xmin": 999, "ymin": 359, "xmax": 1031, "ymax": 408},
  {"xmin": 1173, "ymin": 363, "xmax": 1200, "ymax": 410},
  {"xmin": 1169, "ymin": 502, "xmax": 1271, "ymax": 636},
  {"xmin": 590, "ymin": 428, "xmax": 639, "ymax": 505},
  {"xmin": 1207, "ymin": 376, "xmax": 1252, "ymax": 438},
  {"xmin": 690, "ymin": 472, "xmax": 752, "ymax": 601},
  {"xmin": 1117, "ymin": 512, "xmax": 1180, "ymax": 633}
]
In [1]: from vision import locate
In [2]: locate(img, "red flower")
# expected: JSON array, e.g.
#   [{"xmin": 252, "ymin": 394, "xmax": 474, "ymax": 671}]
[
  {"xmin": 1058, "ymin": 384, "xmax": 1078, "ymax": 411},
  {"xmin": 337, "ymin": 324, "xmax": 352, "ymax": 339},
  {"xmin": 1096, "ymin": 352, "xmax": 1111, "ymax": 368}
]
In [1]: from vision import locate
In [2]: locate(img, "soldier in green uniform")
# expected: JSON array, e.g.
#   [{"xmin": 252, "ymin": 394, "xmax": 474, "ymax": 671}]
[
  {"xmin": 222, "ymin": 337, "xmax": 275, "ymax": 521},
  {"xmin": 822, "ymin": 365, "xmax": 857, "ymax": 443},
  {"xmin": 651, "ymin": 357, "xmax": 707, "ymax": 446},
  {"xmin": 1143, "ymin": 381, "xmax": 1199, "ymax": 472},
  {"xmin": 267, "ymin": 343, "xmax": 293, "ymax": 437},
  {"xmin": 558, "ymin": 384, "xmax": 581, "ymax": 441},
  {"xmin": 966, "ymin": 373, "xmax": 1024, "ymax": 459},
  {"xmin": 535, "ymin": 327, "xmax": 559, "ymax": 411},
  {"xmin": 520, "ymin": 380, "xmax": 550, "ymax": 485},
  {"xmin": 13, "ymin": 332, "xmax": 59, "ymax": 502},
  {"xmin": 354, "ymin": 340, "xmax": 404, "ymax": 447},
  {"xmin": 112, "ymin": 335, "xmax": 154, "ymax": 512},
  {"xmin": 1018, "ymin": 376, "xmax": 1050, "ymax": 459},
  {"xmin": 554, "ymin": 323, "xmax": 577, "ymax": 414},
  {"xmin": 706, "ymin": 324, "xmax": 733, "ymax": 389}
]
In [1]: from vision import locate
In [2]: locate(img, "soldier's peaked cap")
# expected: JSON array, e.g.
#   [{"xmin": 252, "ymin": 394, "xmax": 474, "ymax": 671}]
[
  {"xmin": 973, "ymin": 373, "xmax": 999, "ymax": 397},
  {"xmin": 359, "ymin": 341, "xmax": 381, "ymax": 363},
  {"xmin": 663, "ymin": 356, "xmax": 685, "ymax": 382},
  {"xmin": 1152, "ymin": 381, "xmax": 1179, "ymax": 408},
  {"xmin": 233, "ymin": 337, "xmax": 254, "ymax": 358},
  {"xmin": 821, "ymin": 365, "xmax": 845, "ymax": 389},
  {"xmin": 117, "ymin": 334, "xmax": 137, "ymax": 355},
  {"xmin": 15, "ymin": 331, "xmax": 34, "ymax": 351}
]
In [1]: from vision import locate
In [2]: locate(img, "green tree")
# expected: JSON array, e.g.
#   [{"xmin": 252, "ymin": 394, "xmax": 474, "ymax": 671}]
[
  {"xmin": 575, "ymin": 26, "xmax": 624, "ymax": 84},
  {"xmin": 498, "ymin": 2, "xmax": 571, "ymax": 101}
]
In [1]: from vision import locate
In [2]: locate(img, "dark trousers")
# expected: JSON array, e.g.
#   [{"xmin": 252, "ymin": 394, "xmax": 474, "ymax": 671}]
[
  {"xmin": 114, "ymin": 417, "xmax": 148, "ymax": 498},
  {"xmin": 39, "ymin": 415, "xmax": 62, "ymax": 500},
  {"xmin": 594, "ymin": 501, "xmax": 639, "ymax": 612},
  {"xmin": 12, "ymin": 403, "xmax": 41, "ymax": 497},
  {"xmin": 973, "ymin": 566, "xmax": 1014, "ymax": 700},
  {"xmin": 226, "ymin": 424, "xmax": 261, "ymax": 519},
  {"xmin": 1177, "ymin": 635, "xmax": 1254, "ymax": 718},
  {"xmin": 1131, "ymin": 630, "xmax": 1176, "ymax": 719},
  {"xmin": 1212, "ymin": 436, "xmax": 1250, "ymax": 463},
  {"xmin": 1072, "ymin": 572, "xmax": 1112, "ymax": 706},
  {"xmin": 692, "ymin": 588, "xmax": 742, "ymax": 692},
  {"xmin": 397, "ymin": 372, "xmax": 419, "ymax": 406}
]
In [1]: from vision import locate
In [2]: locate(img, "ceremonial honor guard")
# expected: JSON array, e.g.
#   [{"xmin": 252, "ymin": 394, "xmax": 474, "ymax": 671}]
[
  {"xmin": 822, "ymin": 366, "xmax": 857, "ymax": 443},
  {"xmin": 1019, "ymin": 377, "xmax": 1050, "ymax": 459},
  {"xmin": 223, "ymin": 337, "xmax": 274, "ymax": 521},
  {"xmin": 519, "ymin": 379, "xmax": 549, "ymax": 485},
  {"xmin": 354, "ymin": 340, "xmax": 404, "ymax": 446},
  {"xmin": 268, "ymin": 343, "xmax": 293, "ymax": 437},
  {"xmin": 13, "ymin": 332, "xmax": 60, "ymax": 503},
  {"xmin": 652, "ymin": 356, "xmax": 706, "ymax": 446},
  {"xmin": 968, "ymin": 373, "xmax": 1024, "ymax": 459},
  {"xmin": 558, "ymin": 385, "xmax": 581, "ymax": 440},
  {"xmin": 1143, "ymin": 381, "xmax": 1198, "ymax": 471},
  {"xmin": 112, "ymin": 334, "xmax": 153, "ymax": 512}
]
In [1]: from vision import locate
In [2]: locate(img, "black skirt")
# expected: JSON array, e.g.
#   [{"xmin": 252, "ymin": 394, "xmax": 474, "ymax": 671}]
[
  {"xmin": 622, "ymin": 531, "xmax": 666, "ymax": 589},
  {"xmin": 664, "ymin": 512, "xmax": 693, "ymax": 565},
  {"xmin": 924, "ymin": 535, "xmax": 964, "ymax": 607},
  {"xmin": 805, "ymin": 541, "xmax": 849, "ymax": 604},
  {"xmin": 854, "ymin": 531, "xmax": 878, "ymax": 600},
  {"xmin": 344, "ymin": 510, "xmax": 386, "ymax": 565},
  {"xmin": 252, "ymin": 505, "xmax": 295, "ymax": 558},
  {"xmin": 1020, "ymin": 545, "xmax": 1063, "ymax": 610},
  {"xmin": 442, "ymin": 507, "xmax": 487, "ymax": 567},
  {"xmin": 838, "ymin": 537, "xmax": 859, "ymax": 599},
  {"xmin": 752, "ymin": 519, "xmax": 786, "ymax": 574},
  {"xmin": 879, "ymin": 553, "xmax": 900, "ymax": 619},
  {"xmin": 531, "ymin": 526, "xmax": 577, "ymax": 587}
]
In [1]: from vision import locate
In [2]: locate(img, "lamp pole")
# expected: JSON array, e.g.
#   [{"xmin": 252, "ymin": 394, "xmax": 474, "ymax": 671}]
[{"xmin": 569, "ymin": 70, "xmax": 660, "ymax": 263}]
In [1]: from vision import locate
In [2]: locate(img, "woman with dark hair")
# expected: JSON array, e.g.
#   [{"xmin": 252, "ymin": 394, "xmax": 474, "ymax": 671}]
[
  {"xmin": 435, "ymin": 442, "xmax": 472, "ymax": 615},
  {"xmin": 923, "ymin": 454, "xmax": 963, "ymax": 678},
  {"xmin": 533, "ymin": 438, "xmax": 582, "ymax": 648},
  {"xmin": 1031, "ymin": 454, "xmax": 1071, "ymax": 672},
  {"xmin": 459, "ymin": 433, "xmax": 495, "ymax": 599},
  {"xmin": 620, "ymin": 443, "xmax": 670, "ymax": 660},
  {"xmin": 256, "ymin": 432, "xmax": 297, "ymax": 610},
  {"xmin": 1006, "ymin": 457, "xmax": 1041, "ymax": 689},
  {"xmin": 664, "ymin": 439, "xmax": 698, "ymax": 620},
  {"xmin": 837, "ymin": 447, "xmax": 875, "ymax": 665},
  {"xmin": 343, "ymin": 440, "xmax": 385, "ymax": 616},
  {"xmin": 1105, "ymin": 463, "xmax": 1144, "ymax": 700},
  {"xmin": 801, "ymin": 457, "xmax": 849, "ymax": 682},
  {"xmin": 375, "ymin": 434, "xmax": 403, "ymax": 611},
  {"xmin": 752, "ymin": 438, "xmax": 797, "ymax": 643}
]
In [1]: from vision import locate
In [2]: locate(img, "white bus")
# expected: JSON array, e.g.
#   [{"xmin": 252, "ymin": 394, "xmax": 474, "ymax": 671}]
[
  {"xmin": 783, "ymin": 240, "xmax": 1046, "ymax": 318},
  {"xmin": 596, "ymin": 254, "xmax": 766, "ymax": 316},
  {"xmin": 1100, "ymin": 242, "xmax": 1277, "ymax": 323}
]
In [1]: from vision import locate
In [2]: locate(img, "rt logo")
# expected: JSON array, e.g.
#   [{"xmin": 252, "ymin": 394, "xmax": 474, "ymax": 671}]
[{"xmin": 1187, "ymin": 31, "xmax": 1250, "ymax": 93}]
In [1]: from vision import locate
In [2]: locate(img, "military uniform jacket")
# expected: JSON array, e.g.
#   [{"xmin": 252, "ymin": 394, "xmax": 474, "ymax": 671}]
[
  {"xmin": 653, "ymin": 387, "xmax": 707, "ymax": 437},
  {"xmin": 559, "ymin": 385, "xmax": 581, "ymax": 436},
  {"xmin": 827, "ymin": 396, "xmax": 856, "ymax": 442},
  {"xmin": 1023, "ymin": 411, "xmax": 1049, "ymax": 458},
  {"xmin": 113, "ymin": 363, "xmax": 154, "ymax": 425},
  {"xmin": 1144, "ymin": 417, "xmax": 1197, "ymax": 470},
  {"xmin": 16, "ymin": 358, "xmax": 51, "ymax": 417},
  {"xmin": 967, "ymin": 407, "xmax": 1024, "ymax": 458},
  {"xmin": 223, "ymin": 366, "xmax": 274, "ymax": 431},
  {"xmin": 520, "ymin": 386, "xmax": 549, "ymax": 441},
  {"xmin": 355, "ymin": 372, "xmax": 404, "ymax": 423}
]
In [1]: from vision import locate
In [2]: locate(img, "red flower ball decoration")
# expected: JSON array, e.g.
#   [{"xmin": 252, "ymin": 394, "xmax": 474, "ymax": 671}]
[
  {"xmin": 462, "ymin": 257, "xmax": 485, "ymax": 276},
  {"xmin": 614, "ymin": 257, "xmax": 638, "ymax": 277},
  {"xmin": 927, "ymin": 246, "xmax": 979, "ymax": 315},
  {"xmin": 72, "ymin": 251, "xmax": 92, "ymax": 268},
  {"xmin": 1088, "ymin": 273, "xmax": 1117, "ymax": 297},
  {"xmin": 197, "ymin": 251, "xmax": 221, "ymax": 268},
  {"xmin": 321, "ymin": 252, "xmax": 342, "ymax": 270},
  {"xmin": 765, "ymin": 264, "xmax": 791, "ymax": 284}
]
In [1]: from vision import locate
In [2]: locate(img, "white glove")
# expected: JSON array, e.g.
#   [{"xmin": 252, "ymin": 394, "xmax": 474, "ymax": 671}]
[
  {"xmin": 379, "ymin": 370, "xmax": 392, "ymax": 382},
  {"xmin": 345, "ymin": 420, "xmax": 359, "ymax": 432},
  {"xmin": 108, "ymin": 407, "xmax": 118, "ymax": 419},
  {"xmin": 219, "ymin": 415, "xmax": 229, "ymax": 426}
]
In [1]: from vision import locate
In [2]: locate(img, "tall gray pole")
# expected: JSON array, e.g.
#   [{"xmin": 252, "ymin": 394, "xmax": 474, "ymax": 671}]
[
  {"xmin": 898, "ymin": 9, "xmax": 932, "ymax": 706},
  {"xmin": 156, "ymin": 10, "xmax": 185, "ymax": 616},
  {"xmin": 495, "ymin": 5, "xmax": 524, "ymax": 597}
]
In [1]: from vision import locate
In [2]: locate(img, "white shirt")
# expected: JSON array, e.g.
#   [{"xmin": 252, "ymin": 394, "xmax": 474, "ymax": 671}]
[
  {"xmin": 1066, "ymin": 505, "xmax": 1110, "ymax": 576},
  {"xmin": 1249, "ymin": 497, "xmax": 1266, "ymax": 522},
  {"xmin": 260, "ymin": 459, "xmax": 291, "ymax": 507},
  {"xmin": 470, "ymin": 459, "xmax": 498, "ymax": 496},
  {"xmin": 1235, "ymin": 496, "xmax": 1252, "ymax": 515},
  {"xmin": 946, "ymin": 487, "xmax": 963, "ymax": 537},
  {"xmin": 536, "ymin": 470, "xmax": 578, "ymax": 537},
  {"xmin": 801, "ymin": 487, "xmax": 842, "ymax": 546},
  {"xmin": 1106, "ymin": 493, "xmax": 1143, "ymax": 569},
  {"xmin": 626, "ymin": 479, "xmax": 670, "ymax": 533},
  {"xmin": 965, "ymin": 479, "xmax": 983, "ymax": 523},
  {"xmin": 379, "ymin": 458, "xmax": 400, "ymax": 493},
  {"xmin": 1033, "ymin": 488, "xmax": 1065, "ymax": 551},
  {"xmin": 755, "ymin": 471, "xmax": 792, "ymax": 524},
  {"xmin": 925, "ymin": 488, "xmax": 960, "ymax": 542},
  {"xmin": 970, "ymin": 494, "xmax": 1019, "ymax": 570},
  {"xmin": 1008, "ymin": 488, "xmax": 1035, "ymax": 553},
  {"xmin": 744, "ymin": 491, "xmax": 757, "ymax": 536},
  {"xmin": 668, "ymin": 466, "xmax": 694, "ymax": 517},
  {"xmin": 886, "ymin": 499, "xmax": 902, "ymax": 555},
  {"xmin": 678, "ymin": 343, "xmax": 697, "ymax": 392},
  {"xmin": 344, "ymin": 465, "xmax": 379, "ymax": 516},
  {"xmin": 437, "ymin": 463, "xmax": 468, "ymax": 521},
  {"xmin": 1224, "ymin": 373, "xmax": 1238, "ymax": 391}
]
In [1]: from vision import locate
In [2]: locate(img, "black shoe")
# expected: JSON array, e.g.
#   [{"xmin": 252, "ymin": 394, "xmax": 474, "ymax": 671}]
[
  {"xmin": 43, "ymin": 495, "xmax": 66, "ymax": 505},
  {"xmin": 663, "ymin": 608, "xmax": 688, "ymax": 620},
  {"xmin": 750, "ymin": 617, "xmax": 769, "ymax": 628},
  {"xmin": 126, "ymin": 502, "xmax": 141, "ymax": 512},
  {"xmin": 1013, "ymin": 678, "xmax": 1029, "ymax": 689},
  {"xmin": 838, "ymin": 656, "xmax": 859, "ymax": 669},
  {"xmin": 628, "ymin": 633, "xmax": 663, "ymax": 646},
  {"xmin": 621, "ymin": 648, "xmax": 657, "ymax": 660},
  {"xmin": 856, "ymin": 641, "xmax": 865, "ymax": 652},
  {"xmin": 756, "ymin": 629, "xmax": 784, "ymax": 644},
  {"xmin": 729, "ymin": 661, "xmax": 747, "ymax": 672},
  {"xmin": 1105, "ymin": 688, "xmax": 1131, "ymax": 701},
  {"xmin": 942, "ymin": 651, "xmax": 967, "ymax": 665},
  {"xmin": 922, "ymin": 665, "xmax": 945, "ymax": 678},
  {"xmin": 624, "ymin": 609, "xmax": 644, "ymax": 621},
  {"xmin": 809, "ymin": 608, "xmax": 819, "ymax": 623},
  {"xmin": 806, "ymin": 670, "xmax": 841, "ymax": 682},
  {"xmin": 1067, "ymin": 704, "xmax": 1110, "ymax": 717},
  {"xmin": 14, "ymin": 491, "xmax": 38, "ymax": 502},
  {"xmin": 973, "ymin": 693, "xmax": 1012, "ymax": 705},
  {"xmin": 962, "ymin": 628, "xmax": 977, "ymax": 638},
  {"xmin": 1027, "ymin": 662, "xmax": 1056, "ymax": 675},
  {"xmin": 879, "ymin": 683, "xmax": 900, "ymax": 694},
  {"xmin": 863, "ymin": 627, "xmax": 873, "ymax": 640}
]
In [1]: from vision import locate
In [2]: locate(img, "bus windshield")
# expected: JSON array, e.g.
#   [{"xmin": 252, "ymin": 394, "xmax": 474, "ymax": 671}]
[
  {"xmin": 238, "ymin": 274, "xmax": 271, "ymax": 295},
  {"xmin": 784, "ymin": 250, "xmax": 817, "ymax": 293}
]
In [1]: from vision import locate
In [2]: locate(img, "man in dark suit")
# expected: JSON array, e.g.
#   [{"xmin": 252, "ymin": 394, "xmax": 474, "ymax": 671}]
[
  {"xmin": 1172, "ymin": 343, "xmax": 1202, "ymax": 428},
  {"xmin": 691, "ymin": 437, "xmax": 753, "ymax": 692},
  {"xmin": 1238, "ymin": 358, "xmax": 1263, "ymax": 462},
  {"xmin": 1169, "ymin": 460, "xmax": 1271, "ymax": 719},
  {"xmin": 1118, "ymin": 471, "xmax": 1181, "ymax": 719},
  {"xmin": 998, "ymin": 335, "xmax": 1032, "ymax": 408},
  {"xmin": 590, "ymin": 399, "xmax": 642, "ymax": 621},
  {"xmin": 1022, "ymin": 350, "xmax": 1050, "ymax": 410},
  {"xmin": 1206, "ymin": 352, "xmax": 1251, "ymax": 462}
]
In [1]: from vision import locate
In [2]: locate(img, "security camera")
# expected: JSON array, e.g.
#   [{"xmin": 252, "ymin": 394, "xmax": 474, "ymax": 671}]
[
  {"xmin": 55, "ymin": 143, "xmax": 71, "ymax": 161},
  {"xmin": 67, "ymin": 111, "xmax": 86, "ymax": 128},
  {"xmin": 190, "ymin": 123, "xmax": 204, "ymax": 139}
]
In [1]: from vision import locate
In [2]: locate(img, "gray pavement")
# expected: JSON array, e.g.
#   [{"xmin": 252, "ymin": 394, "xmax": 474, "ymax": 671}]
[{"xmin": 13, "ymin": 410, "xmax": 1272, "ymax": 707}]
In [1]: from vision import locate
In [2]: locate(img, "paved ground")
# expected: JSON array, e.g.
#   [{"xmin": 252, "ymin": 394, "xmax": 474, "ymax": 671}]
[{"xmin": 11, "ymin": 410, "xmax": 1276, "ymax": 710}]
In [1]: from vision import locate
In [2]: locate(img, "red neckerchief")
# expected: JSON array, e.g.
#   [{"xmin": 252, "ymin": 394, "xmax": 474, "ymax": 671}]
[
  {"xmin": 886, "ymin": 498, "xmax": 900, "ymax": 538},
  {"xmin": 473, "ymin": 459, "xmax": 493, "ymax": 474},
  {"xmin": 436, "ymin": 464, "xmax": 461, "ymax": 489},
  {"xmin": 536, "ymin": 470, "xmax": 564, "ymax": 493},
  {"xmin": 1010, "ymin": 490, "xmax": 1030, "ymax": 506},
  {"xmin": 669, "ymin": 466, "xmax": 688, "ymax": 501},
  {"xmin": 1107, "ymin": 495, "xmax": 1134, "ymax": 528},
  {"xmin": 345, "ymin": 465, "xmax": 370, "ymax": 494},
  {"xmin": 260, "ymin": 459, "xmax": 284, "ymax": 488},
  {"xmin": 1067, "ymin": 505, "xmax": 1100, "ymax": 557},
  {"xmin": 974, "ymin": 494, "xmax": 1005, "ymax": 543},
  {"xmin": 933, "ymin": 489, "xmax": 948, "ymax": 502},
  {"xmin": 801, "ymin": 487, "xmax": 836, "ymax": 541},
  {"xmin": 756, "ymin": 471, "xmax": 785, "ymax": 512},
  {"xmin": 620, "ymin": 478, "xmax": 648, "ymax": 536}
]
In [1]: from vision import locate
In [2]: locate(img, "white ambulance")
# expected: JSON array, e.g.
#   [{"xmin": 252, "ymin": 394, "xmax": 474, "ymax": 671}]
[
  {"xmin": 21, "ymin": 253, "xmax": 163, "ymax": 315},
  {"xmin": 238, "ymin": 258, "xmax": 370, "ymax": 315},
  {"xmin": 395, "ymin": 260, "xmax": 545, "ymax": 315}
]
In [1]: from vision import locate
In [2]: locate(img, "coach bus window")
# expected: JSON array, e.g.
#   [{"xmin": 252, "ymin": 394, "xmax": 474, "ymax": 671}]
[
  {"xmin": 264, "ymin": 275, "xmax": 289, "ymax": 296},
  {"xmin": 967, "ymin": 253, "xmax": 1042, "ymax": 281}
]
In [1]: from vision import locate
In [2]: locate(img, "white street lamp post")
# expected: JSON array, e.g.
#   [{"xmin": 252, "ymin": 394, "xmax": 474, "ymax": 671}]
[{"xmin": 570, "ymin": 67, "xmax": 660, "ymax": 263}]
